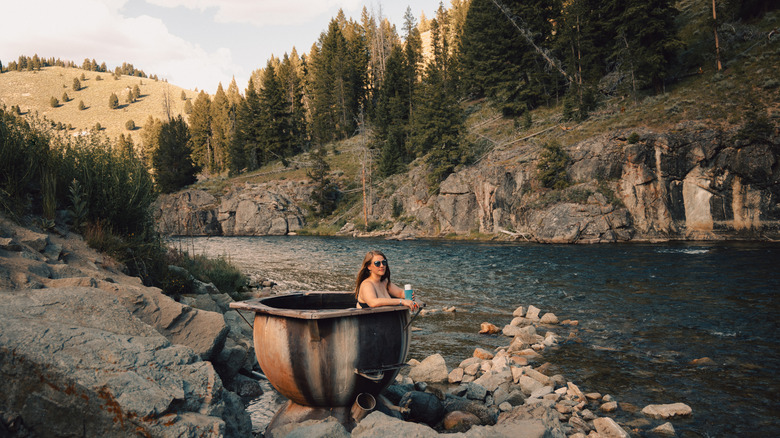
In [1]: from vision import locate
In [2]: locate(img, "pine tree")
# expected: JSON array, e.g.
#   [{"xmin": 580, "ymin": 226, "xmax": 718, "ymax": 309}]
[
  {"xmin": 459, "ymin": 0, "xmax": 565, "ymax": 114},
  {"xmin": 403, "ymin": 7, "xmax": 423, "ymax": 123},
  {"xmin": 210, "ymin": 84, "xmax": 231, "ymax": 173},
  {"xmin": 410, "ymin": 11, "xmax": 465, "ymax": 187},
  {"xmin": 307, "ymin": 147, "xmax": 340, "ymax": 217},
  {"xmin": 230, "ymin": 79, "xmax": 262, "ymax": 174},
  {"xmin": 307, "ymin": 17, "xmax": 367, "ymax": 143},
  {"xmin": 605, "ymin": 0, "xmax": 682, "ymax": 93},
  {"xmin": 375, "ymin": 45, "xmax": 411, "ymax": 177},
  {"xmin": 258, "ymin": 61, "xmax": 289, "ymax": 165},
  {"xmin": 277, "ymin": 51, "xmax": 307, "ymax": 156},
  {"xmin": 153, "ymin": 115, "xmax": 198, "ymax": 193},
  {"xmin": 109, "ymin": 93, "xmax": 119, "ymax": 109},
  {"xmin": 141, "ymin": 116, "xmax": 162, "ymax": 169},
  {"xmin": 189, "ymin": 91, "xmax": 212, "ymax": 172}
]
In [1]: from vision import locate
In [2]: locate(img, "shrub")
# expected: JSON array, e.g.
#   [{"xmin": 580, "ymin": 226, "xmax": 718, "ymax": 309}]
[
  {"xmin": 169, "ymin": 251, "xmax": 248, "ymax": 297},
  {"xmin": 94, "ymin": 122, "xmax": 102, "ymax": 131},
  {"xmin": 61, "ymin": 92, "xmax": 69, "ymax": 103},
  {"xmin": 537, "ymin": 141, "xmax": 571, "ymax": 189},
  {"xmin": 109, "ymin": 93, "xmax": 119, "ymax": 109},
  {"xmin": 126, "ymin": 120, "xmax": 136, "ymax": 130},
  {"xmin": 49, "ymin": 97, "xmax": 59, "ymax": 108},
  {"xmin": 391, "ymin": 197, "xmax": 404, "ymax": 218},
  {"xmin": 627, "ymin": 132, "xmax": 640, "ymax": 144},
  {"xmin": 78, "ymin": 100, "xmax": 85, "ymax": 110},
  {"xmin": 72, "ymin": 78, "xmax": 80, "ymax": 91}
]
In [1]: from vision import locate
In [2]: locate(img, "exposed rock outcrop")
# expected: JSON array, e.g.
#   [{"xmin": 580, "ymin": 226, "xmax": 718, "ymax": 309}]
[
  {"xmin": 154, "ymin": 125, "xmax": 779, "ymax": 242},
  {"xmin": 154, "ymin": 180, "xmax": 309, "ymax": 236},
  {"xmin": 0, "ymin": 216, "xmax": 254, "ymax": 437}
]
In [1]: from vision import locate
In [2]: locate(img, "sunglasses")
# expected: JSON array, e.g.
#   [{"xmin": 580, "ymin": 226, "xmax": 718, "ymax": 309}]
[{"xmin": 372, "ymin": 260, "xmax": 388, "ymax": 267}]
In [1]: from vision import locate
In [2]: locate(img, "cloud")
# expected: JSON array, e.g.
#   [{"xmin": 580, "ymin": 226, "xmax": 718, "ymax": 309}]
[
  {"xmin": 146, "ymin": 0, "xmax": 363, "ymax": 26},
  {"xmin": 0, "ymin": 0, "xmax": 242, "ymax": 93}
]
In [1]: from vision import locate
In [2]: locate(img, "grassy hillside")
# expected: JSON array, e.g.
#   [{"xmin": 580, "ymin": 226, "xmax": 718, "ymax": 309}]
[{"xmin": 0, "ymin": 66, "xmax": 194, "ymax": 144}]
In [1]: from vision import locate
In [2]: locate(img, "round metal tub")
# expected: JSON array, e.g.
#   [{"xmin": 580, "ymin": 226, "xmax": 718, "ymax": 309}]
[{"xmin": 230, "ymin": 291, "xmax": 411, "ymax": 407}]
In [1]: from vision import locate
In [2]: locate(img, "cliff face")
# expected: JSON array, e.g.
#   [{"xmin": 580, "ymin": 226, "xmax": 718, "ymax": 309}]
[
  {"xmin": 154, "ymin": 180, "xmax": 309, "ymax": 237},
  {"xmin": 155, "ymin": 125, "xmax": 780, "ymax": 243}
]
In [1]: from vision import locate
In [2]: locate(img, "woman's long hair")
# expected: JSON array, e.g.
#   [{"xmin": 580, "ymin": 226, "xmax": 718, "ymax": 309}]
[{"xmin": 354, "ymin": 250, "xmax": 390, "ymax": 298}]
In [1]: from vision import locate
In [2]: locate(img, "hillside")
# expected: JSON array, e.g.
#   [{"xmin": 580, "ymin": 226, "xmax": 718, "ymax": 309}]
[{"xmin": 0, "ymin": 66, "xmax": 194, "ymax": 144}]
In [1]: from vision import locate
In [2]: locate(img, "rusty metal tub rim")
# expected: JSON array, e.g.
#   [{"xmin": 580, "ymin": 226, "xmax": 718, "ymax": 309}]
[{"xmin": 229, "ymin": 290, "xmax": 407, "ymax": 320}]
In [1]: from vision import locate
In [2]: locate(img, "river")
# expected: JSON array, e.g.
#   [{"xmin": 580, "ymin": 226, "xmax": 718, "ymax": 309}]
[{"xmin": 171, "ymin": 236, "xmax": 780, "ymax": 437}]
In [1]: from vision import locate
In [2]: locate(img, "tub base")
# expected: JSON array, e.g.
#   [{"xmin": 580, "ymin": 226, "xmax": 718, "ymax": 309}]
[{"xmin": 265, "ymin": 401, "xmax": 355, "ymax": 437}]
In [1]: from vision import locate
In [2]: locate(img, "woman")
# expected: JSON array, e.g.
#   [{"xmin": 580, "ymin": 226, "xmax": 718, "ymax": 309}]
[{"xmin": 355, "ymin": 250, "xmax": 418, "ymax": 310}]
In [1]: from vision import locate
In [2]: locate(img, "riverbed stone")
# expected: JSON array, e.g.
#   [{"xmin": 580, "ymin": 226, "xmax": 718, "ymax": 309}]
[
  {"xmin": 523, "ymin": 366, "xmax": 551, "ymax": 386},
  {"xmin": 443, "ymin": 410, "xmax": 482, "ymax": 432},
  {"xmin": 460, "ymin": 356, "xmax": 482, "ymax": 369},
  {"xmin": 641, "ymin": 403, "xmax": 692, "ymax": 419},
  {"xmin": 408, "ymin": 354, "xmax": 449, "ymax": 383},
  {"xmin": 513, "ymin": 306, "xmax": 526, "ymax": 317},
  {"xmin": 466, "ymin": 383, "xmax": 488, "ymax": 401},
  {"xmin": 600, "ymin": 401, "xmax": 619, "ymax": 412},
  {"xmin": 650, "ymin": 422, "xmax": 676, "ymax": 436},
  {"xmin": 474, "ymin": 348, "xmax": 494, "ymax": 360},
  {"xmin": 526, "ymin": 305, "xmax": 541, "ymax": 321},
  {"xmin": 518, "ymin": 376, "xmax": 544, "ymax": 396},
  {"xmin": 449, "ymin": 367, "xmax": 465, "ymax": 383},
  {"xmin": 480, "ymin": 322, "xmax": 501, "ymax": 334},
  {"xmin": 593, "ymin": 417, "xmax": 630, "ymax": 437},
  {"xmin": 540, "ymin": 313, "xmax": 559, "ymax": 324},
  {"xmin": 352, "ymin": 411, "xmax": 439, "ymax": 437}
]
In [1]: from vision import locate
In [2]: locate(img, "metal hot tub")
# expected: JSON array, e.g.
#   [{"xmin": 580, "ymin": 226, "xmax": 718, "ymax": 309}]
[{"xmin": 230, "ymin": 291, "xmax": 411, "ymax": 408}]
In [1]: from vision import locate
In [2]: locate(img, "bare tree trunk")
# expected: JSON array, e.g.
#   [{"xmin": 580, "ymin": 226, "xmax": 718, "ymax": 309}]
[
  {"xmin": 490, "ymin": 0, "xmax": 574, "ymax": 84},
  {"xmin": 712, "ymin": 0, "xmax": 723, "ymax": 71}
]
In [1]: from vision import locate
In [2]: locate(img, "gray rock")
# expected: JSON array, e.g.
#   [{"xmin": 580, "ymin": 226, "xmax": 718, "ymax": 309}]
[
  {"xmin": 641, "ymin": 403, "xmax": 692, "ymax": 419},
  {"xmin": 526, "ymin": 305, "xmax": 541, "ymax": 321},
  {"xmin": 283, "ymin": 418, "xmax": 351, "ymax": 438},
  {"xmin": 466, "ymin": 383, "xmax": 488, "ymax": 401},
  {"xmin": 0, "ymin": 287, "xmax": 249, "ymax": 437},
  {"xmin": 0, "ymin": 237, "xmax": 22, "ymax": 251},
  {"xmin": 649, "ymin": 421, "xmax": 676, "ymax": 436},
  {"xmin": 593, "ymin": 417, "xmax": 630, "ymax": 437},
  {"xmin": 408, "ymin": 353, "xmax": 449, "ymax": 383},
  {"xmin": 19, "ymin": 231, "xmax": 48, "ymax": 252},
  {"xmin": 517, "ymin": 376, "xmax": 544, "ymax": 396},
  {"xmin": 352, "ymin": 411, "xmax": 440, "ymax": 437}
]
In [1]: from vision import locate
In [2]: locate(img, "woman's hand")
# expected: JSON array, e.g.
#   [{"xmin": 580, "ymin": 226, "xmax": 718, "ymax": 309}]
[{"xmin": 400, "ymin": 299, "xmax": 419, "ymax": 311}]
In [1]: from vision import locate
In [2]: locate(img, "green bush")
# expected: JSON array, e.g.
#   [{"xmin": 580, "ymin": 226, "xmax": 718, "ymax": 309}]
[
  {"xmin": 169, "ymin": 251, "xmax": 248, "ymax": 297},
  {"xmin": 537, "ymin": 141, "xmax": 571, "ymax": 189},
  {"xmin": 49, "ymin": 97, "xmax": 59, "ymax": 108},
  {"xmin": 628, "ymin": 132, "xmax": 640, "ymax": 144},
  {"xmin": 126, "ymin": 120, "xmax": 135, "ymax": 130},
  {"xmin": 109, "ymin": 93, "xmax": 119, "ymax": 109},
  {"xmin": 78, "ymin": 100, "xmax": 85, "ymax": 111}
]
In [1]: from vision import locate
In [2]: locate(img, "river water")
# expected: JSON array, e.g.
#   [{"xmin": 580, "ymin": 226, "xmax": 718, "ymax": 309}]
[{"xmin": 172, "ymin": 236, "xmax": 780, "ymax": 437}]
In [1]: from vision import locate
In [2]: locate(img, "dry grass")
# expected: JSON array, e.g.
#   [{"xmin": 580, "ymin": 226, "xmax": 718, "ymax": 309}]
[{"xmin": 0, "ymin": 66, "xmax": 195, "ymax": 144}]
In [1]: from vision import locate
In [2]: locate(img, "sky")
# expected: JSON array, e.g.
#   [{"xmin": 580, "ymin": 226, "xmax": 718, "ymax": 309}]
[{"xmin": 0, "ymin": 0, "xmax": 444, "ymax": 94}]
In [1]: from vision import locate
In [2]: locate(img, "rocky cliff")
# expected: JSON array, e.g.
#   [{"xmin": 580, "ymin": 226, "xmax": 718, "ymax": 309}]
[
  {"xmin": 0, "ymin": 217, "xmax": 259, "ymax": 437},
  {"xmin": 155, "ymin": 124, "xmax": 779, "ymax": 243}
]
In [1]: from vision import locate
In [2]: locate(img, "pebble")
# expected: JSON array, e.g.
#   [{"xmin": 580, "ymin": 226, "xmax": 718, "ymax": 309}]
[
  {"xmin": 479, "ymin": 322, "xmax": 500, "ymax": 334},
  {"xmin": 650, "ymin": 422, "xmax": 676, "ymax": 436},
  {"xmin": 600, "ymin": 401, "xmax": 619, "ymax": 412}
]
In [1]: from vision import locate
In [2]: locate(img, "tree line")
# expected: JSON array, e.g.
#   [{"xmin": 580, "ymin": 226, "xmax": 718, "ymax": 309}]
[
  {"xmin": 0, "ymin": 54, "xmax": 158, "ymax": 81},
  {"xmin": 175, "ymin": 0, "xmax": 774, "ymax": 194}
]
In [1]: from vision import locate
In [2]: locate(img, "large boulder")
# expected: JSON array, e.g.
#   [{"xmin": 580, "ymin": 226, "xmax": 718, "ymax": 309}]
[
  {"xmin": 408, "ymin": 354, "xmax": 449, "ymax": 383},
  {"xmin": 0, "ymin": 287, "xmax": 251, "ymax": 437}
]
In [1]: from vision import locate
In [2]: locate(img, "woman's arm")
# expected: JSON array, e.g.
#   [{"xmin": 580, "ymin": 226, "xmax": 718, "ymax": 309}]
[
  {"xmin": 360, "ymin": 281, "xmax": 417, "ymax": 310},
  {"xmin": 387, "ymin": 281, "xmax": 404, "ymax": 299}
]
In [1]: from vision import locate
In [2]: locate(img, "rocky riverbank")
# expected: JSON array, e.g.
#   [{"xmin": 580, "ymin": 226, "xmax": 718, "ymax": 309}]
[
  {"xmin": 0, "ymin": 215, "xmax": 265, "ymax": 437},
  {"xmin": 254, "ymin": 304, "xmax": 693, "ymax": 438},
  {"xmin": 154, "ymin": 124, "xmax": 780, "ymax": 243}
]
